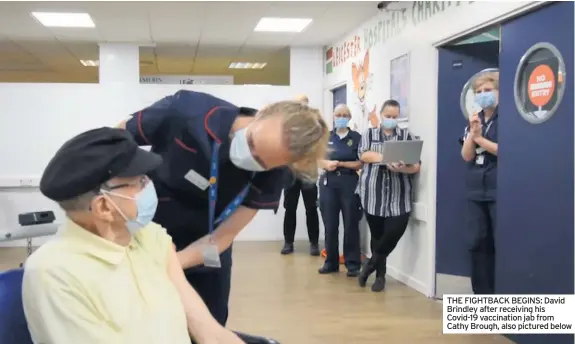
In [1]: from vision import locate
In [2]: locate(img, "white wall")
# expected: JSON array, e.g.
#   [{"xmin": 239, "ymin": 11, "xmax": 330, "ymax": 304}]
[
  {"xmin": 0, "ymin": 47, "xmax": 326, "ymax": 247},
  {"xmin": 322, "ymin": 1, "xmax": 542, "ymax": 297}
]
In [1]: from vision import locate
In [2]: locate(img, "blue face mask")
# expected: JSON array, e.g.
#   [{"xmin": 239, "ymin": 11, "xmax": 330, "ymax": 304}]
[
  {"xmin": 382, "ymin": 118, "xmax": 398, "ymax": 130},
  {"xmin": 104, "ymin": 181, "xmax": 158, "ymax": 235},
  {"xmin": 475, "ymin": 91, "xmax": 496, "ymax": 109},
  {"xmin": 334, "ymin": 117, "xmax": 350, "ymax": 129},
  {"xmin": 230, "ymin": 128, "xmax": 266, "ymax": 172}
]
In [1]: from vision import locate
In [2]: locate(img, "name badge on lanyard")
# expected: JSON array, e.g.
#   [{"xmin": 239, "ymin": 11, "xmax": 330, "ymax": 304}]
[
  {"xmin": 475, "ymin": 117, "xmax": 494, "ymax": 165},
  {"xmin": 204, "ymin": 141, "xmax": 253, "ymax": 268}
]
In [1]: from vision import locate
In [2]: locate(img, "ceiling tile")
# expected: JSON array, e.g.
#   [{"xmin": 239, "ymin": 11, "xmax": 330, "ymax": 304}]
[
  {"xmin": 262, "ymin": 2, "xmax": 329, "ymax": 17},
  {"xmin": 92, "ymin": 15, "xmax": 151, "ymax": 43},
  {"xmin": 65, "ymin": 42, "xmax": 99, "ymax": 60},
  {"xmin": 192, "ymin": 57, "xmax": 233, "ymax": 74},
  {"xmin": 196, "ymin": 44, "xmax": 240, "ymax": 58},
  {"xmin": 150, "ymin": 18, "xmax": 202, "ymax": 43},
  {"xmin": 245, "ymin": 33, "xmax": 298, "ymax": 47},
  {"xmin": 155, "ymin": 44, "xmax": 196, "ymax": 58},
  {"xmin": 156, "ymin": 57, "xmax": 193, "ymax": 74},
  {"xmin": 48, "ymin": 28, "xmax": 101, "ymax": 41}
]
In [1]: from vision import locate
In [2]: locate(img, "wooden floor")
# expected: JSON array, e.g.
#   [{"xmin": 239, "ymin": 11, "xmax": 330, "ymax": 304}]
[{"xmin": 1, "ymin": 242, "xmax": 511, "ymax": 344}]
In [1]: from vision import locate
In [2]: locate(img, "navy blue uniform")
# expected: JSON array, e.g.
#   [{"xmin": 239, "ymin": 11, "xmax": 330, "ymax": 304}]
[
  {"xmin": 125, "ymin": 90, "xmax": 284, "ymax": 325},
  {"xmin": 319, "ymin": 130, "xmax": 362, "ymax": 271},
  {"xmin": 461, "ymin": 108, "xmax": 498, "ymax": 294}
]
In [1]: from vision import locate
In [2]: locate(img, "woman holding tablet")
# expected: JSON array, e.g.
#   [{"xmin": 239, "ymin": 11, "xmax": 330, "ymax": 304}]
[{"xmin": 356, "ymin": 99, "xmax": 420, "ymax": 292}]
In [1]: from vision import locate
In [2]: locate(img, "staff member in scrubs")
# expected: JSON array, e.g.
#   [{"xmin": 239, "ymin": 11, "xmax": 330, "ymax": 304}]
[
  {"xmin": 357, "ymin": 100, "xmax": 420, "ymax": 292},
  {"xmin": 118, "ymin": 90, "xmax": 329, "ymax": 325},
  {"xmin": 460, "ymin": 71, "xmax": 499, "ymax": 295},
  {"xmin": 318, "ymin": 104, "xmax": 362, "ymax": 276},
  {"xmin": 281, "ymin": 95, "xmax": 320, "ymax": 256}
]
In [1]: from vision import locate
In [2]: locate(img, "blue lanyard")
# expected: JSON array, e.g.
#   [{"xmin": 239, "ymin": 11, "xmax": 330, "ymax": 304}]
[{"xmin": 208, "ymin": 142, "xmax": 251, "ymax": 233}]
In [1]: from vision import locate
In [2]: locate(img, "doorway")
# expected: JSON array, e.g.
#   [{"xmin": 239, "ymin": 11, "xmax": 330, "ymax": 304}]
[
  {"xmin": 436, "ymin": 2, "xmax": 574, "ymax": 343},
  {"xmin": 435, "ymin": 26, "xmax": 501, "ymax": 298}
]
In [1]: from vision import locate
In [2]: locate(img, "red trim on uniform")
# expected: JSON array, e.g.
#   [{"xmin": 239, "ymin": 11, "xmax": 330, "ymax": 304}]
[
  {"xmin": 204, "ymin": 106, "xmax": 222, "ymax": 144},
  {"xmin": 174, "ymin": 138, "xmax": 197, "ymax": 153},
  {"xmin": 137, "ymin": 111, "xmax": 151, "ymax": 145}
]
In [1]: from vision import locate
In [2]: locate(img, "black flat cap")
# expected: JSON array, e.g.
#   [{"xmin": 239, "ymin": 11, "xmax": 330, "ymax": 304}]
[{"xmin": 40, "ymin": 127, "xmax": 162, "ymax": 202}]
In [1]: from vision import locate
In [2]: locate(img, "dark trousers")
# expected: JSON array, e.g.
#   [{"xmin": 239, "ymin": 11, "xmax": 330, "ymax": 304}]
[
  {"xmin": 467, "ymin": 200, "xmax": 496, "ymax": 294},
  {"xmin": 283, "ymin": 179, "xmax": 319, "ymax": 244},
  {"xmin": 319, "ymin": 174, "xmax": 362, "ymax": 270},
  {"xmin": 364, "ymin": 212, "xmax": 410, "ymax": 277}
]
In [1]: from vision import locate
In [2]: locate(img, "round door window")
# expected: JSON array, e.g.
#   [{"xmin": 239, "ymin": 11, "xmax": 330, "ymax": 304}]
[
  {"xmin": 514, "ymin": 42, "xmax": 567, "ymax": 124},
  {"xmin": 460, "ymin": 68, "xmax": 500, "ymax": 119}
]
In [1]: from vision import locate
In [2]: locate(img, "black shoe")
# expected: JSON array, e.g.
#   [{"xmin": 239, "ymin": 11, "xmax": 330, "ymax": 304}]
[
  {"xmin": 358, "ymin": 258, "xmax": 376, "ymax": 287},
  {"xmin": 371, "ymin": 276, "xmax": 386, "ymax": 292},
  {"xmin": 309, "ymin": 243, "xmax": 320, "ymax": 256},
  {"xmin": 318, "ymin": 264, "xmax": 339, "ymax": 274},
  {"xmin": 347, "ymin": 269, "xmax": 360, "ymax": 277},
  {"xmin": 281, "ymin": 243, "xmax": 294, "ymax": 255}
]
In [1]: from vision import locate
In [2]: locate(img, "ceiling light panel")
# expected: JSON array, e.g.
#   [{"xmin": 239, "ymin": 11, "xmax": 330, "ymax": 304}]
[
  {"xmin": 254, "ymin": 17, "xmax": 312, "ymax": 33},
  {"xmin": 80, "ymin": 60, "xmax": 99, "ymax": 67},
  {"xmin": 229, "ymin": 62, "xmax": 267, "ymax": 69},
  {"xmin": 31, "ymin": 12, "xmax": 96, "ymax": 28}
]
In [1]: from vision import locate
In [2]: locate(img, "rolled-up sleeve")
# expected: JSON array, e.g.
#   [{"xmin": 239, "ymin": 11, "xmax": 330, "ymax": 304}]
[
  {"xmin": 242, "ymin": 168, "xmax": 285, "ymax": 211},
  {"xmin": 125, "ymin": 95, "xmax": 174, "ymax": 147},
  {"xmin": 357, "ymin": 128, "xmax": 372, "ymax": 158},
  {"xmin": 22, "ymin": 267, "xmax": 120, "ymax": 344}
]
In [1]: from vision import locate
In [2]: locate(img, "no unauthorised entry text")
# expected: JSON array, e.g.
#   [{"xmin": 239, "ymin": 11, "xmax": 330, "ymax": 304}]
[{"xmin": 442, "ymin": 294, "xmax": 575, "ymax": 334}]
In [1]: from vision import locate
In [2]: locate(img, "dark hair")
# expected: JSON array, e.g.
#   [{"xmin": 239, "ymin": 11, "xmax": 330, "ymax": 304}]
[{"xmin": 380, "ymin": 99, "xmax": 400, "ymax": 114}]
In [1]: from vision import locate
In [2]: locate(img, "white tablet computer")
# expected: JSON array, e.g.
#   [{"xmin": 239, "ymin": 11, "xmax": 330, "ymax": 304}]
[{"xmin": 381, "ymin": 140, "xmax": 423, "ymax": 165}]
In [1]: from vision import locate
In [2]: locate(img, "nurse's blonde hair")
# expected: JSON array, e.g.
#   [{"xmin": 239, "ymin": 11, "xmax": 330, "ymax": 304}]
[
  {"xmin": 473, "ymin": 71, "xmax": 500, "ymax": 92},
  {"xmin": 257, "ymin": 101, "xmax": 329, "ymax": 182}
]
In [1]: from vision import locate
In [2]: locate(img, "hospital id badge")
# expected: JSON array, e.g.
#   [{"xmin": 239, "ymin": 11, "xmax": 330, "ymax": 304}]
[
  {"xmin": 475, "ymin": 155, "xmax": 485, "ymax": 165},
  {"xmin": 203, "ymin": 244, "xmax": 221, "ymax": 268}
]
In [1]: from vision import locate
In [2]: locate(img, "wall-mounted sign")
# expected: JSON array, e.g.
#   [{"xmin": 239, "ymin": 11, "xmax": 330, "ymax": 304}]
[
  {"xmin": 513, "ymin": 42, "xmax": 566, "ymax": 124},
  {"xmin": 140, "ymin": 75, "xmax": 234, "ymax": 85},
  {"xmin": 460, "ymin": 68, "xmax": 499, "ymax": 119}
]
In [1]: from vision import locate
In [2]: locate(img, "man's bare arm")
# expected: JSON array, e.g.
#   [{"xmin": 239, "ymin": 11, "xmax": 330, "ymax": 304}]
[{"xmin": 167, "ymin": 246, "xmax": 242, "ymax": 343}]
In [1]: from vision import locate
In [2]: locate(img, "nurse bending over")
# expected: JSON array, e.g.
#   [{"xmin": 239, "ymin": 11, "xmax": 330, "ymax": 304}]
[{"xmin": 118, "ymin": 90, "xmax": 330, "ymax": 325}]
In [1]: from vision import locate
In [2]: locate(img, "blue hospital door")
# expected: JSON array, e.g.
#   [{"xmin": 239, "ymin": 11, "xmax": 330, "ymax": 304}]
[
  {"xmin": 332, "ymin": 85, "xmax": 347, "ymax": 109},
  {"xmin": 435, "ymin": 47, "xmax": 497, "ymax": 297},
  {"xmin": 497, "ymin": 2, "xmax": 574, "ymax": 344}
]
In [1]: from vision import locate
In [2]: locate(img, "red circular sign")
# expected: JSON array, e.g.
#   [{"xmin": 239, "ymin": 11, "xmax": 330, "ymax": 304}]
[{"xmin": 527, "ymin": 64, "xmax": 555, "ymax": 107}]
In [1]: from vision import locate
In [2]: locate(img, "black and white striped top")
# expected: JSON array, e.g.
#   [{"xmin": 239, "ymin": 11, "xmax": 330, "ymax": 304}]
[{"xmin": 356, "ymin": 127, "xmax": 416, "ymax": 218}]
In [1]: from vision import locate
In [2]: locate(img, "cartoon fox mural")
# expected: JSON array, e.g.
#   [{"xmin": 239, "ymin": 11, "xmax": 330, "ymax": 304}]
[{"xmin": 351, "ymin": 51, "xmax": 379, "ymax": 130}]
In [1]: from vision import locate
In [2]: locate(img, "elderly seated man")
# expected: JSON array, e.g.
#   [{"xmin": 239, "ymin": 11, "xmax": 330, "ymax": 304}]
[{"xmin": 22, "ymin": 127, "xmax": 243, "ymax": 344}]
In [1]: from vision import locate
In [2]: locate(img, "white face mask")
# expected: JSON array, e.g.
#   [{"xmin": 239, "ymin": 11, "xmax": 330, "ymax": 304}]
[
  {"xmin": 229, "ymin": 128, "xmax": 265, "ymax": 172},
  {"xmin": 102, "ymin": 182, "xmax": 158, "ymax": 235}
]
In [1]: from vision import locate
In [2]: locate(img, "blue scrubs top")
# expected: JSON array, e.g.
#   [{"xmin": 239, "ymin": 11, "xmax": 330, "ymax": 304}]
[
  {"xmin": 324, "ymin": 129, "xmax": 361, "ymax": 176},
  {"xmin": 125, "ymin": 90, "xmax": 284, "ymax": 247},
  {"xmin": 462, "ymin": 108, "xmax": 498, "ymax": 201}
]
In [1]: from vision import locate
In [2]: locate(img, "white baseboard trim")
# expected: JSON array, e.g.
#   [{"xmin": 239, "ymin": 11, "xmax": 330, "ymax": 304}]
[{"xmin": 386, "ymin": 264, "xmax": 431, "ymax": 297}]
